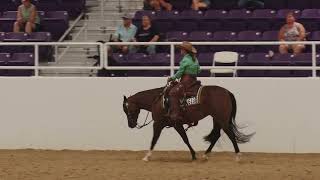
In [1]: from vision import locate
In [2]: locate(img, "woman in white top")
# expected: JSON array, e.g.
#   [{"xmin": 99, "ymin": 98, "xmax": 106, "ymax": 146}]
[{"xmin": 278, "ymin": 12, "xmax": 306, "ymax": 54}]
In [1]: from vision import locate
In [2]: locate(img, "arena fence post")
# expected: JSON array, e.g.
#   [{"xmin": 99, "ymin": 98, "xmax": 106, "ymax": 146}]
[
  {"xmin": 170, "ymin": 44, "xmax": 175, "ymax": 76},
  {"xmin": 34, "ymin": 44, "xmax": 39, "ymax": 76},
  {"xmin": 312, "ymin": 44, "xmax": 316, "ymax": 77}
]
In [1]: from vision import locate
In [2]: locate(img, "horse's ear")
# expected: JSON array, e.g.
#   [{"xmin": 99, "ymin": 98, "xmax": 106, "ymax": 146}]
[{"xmin": 123, "ymin": 95, "xmax": 127, "ymax": 102}]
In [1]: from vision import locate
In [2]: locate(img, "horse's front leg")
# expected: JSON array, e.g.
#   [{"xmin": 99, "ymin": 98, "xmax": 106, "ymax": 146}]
[
  {"xmin": 174, "ymin": 123, "xmax": 196, "ymax": 161},
  {"xmin": 142, "ymin": 121, "xmax": 165, "ymax": 161}
]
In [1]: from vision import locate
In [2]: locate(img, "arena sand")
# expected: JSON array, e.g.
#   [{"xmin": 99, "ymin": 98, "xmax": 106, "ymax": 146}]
[{"xmin": 0, "ymin": 150, "xmax": 319, "ymax": 180}]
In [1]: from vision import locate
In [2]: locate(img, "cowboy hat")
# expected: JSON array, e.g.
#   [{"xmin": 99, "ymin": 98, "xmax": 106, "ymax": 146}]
[
  {"xmin": 122, "ymin": 13, "xmax": 133, "ymax": 19},
  {"xmin": 178, "ymin": 41, "xmax": 197, "ymax": 54}
]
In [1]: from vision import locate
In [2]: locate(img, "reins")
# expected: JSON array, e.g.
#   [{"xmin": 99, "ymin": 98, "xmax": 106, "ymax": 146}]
[{"xmin": 135, "ymin": 112, "xmax": 153, "ymax": 129}]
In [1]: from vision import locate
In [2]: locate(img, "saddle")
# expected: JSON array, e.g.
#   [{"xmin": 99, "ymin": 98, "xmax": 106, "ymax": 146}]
[{"xmin": 162, "ymin": 81, "xmax": 203, "ymax": 127}]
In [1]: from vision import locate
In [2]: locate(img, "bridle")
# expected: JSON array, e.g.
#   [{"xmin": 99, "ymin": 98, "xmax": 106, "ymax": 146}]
[
  {"xmin": 126, "ymin": 103, "xmax": 153, "ymax": 129},
  {"xmin": 135, "ymin": 111, "xmax": 153, "ymax": 129}
]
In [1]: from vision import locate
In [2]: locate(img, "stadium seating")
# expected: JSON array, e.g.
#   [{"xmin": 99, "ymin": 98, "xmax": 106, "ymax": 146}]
[
  {"xmin": 0, "ymin": 11, "xmax": 69, "ymax": 40},
  {"xmin": 0, "ymin": 0, "xmax": 85, "ymax": 18}
]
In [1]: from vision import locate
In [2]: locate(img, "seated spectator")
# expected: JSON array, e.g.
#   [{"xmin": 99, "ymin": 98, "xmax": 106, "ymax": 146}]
[
  {"xmin": 13, "ymin": 0, "xmax": 40, "ymax": 33},
  {"xmin": 143, "ymin": 0, "xmax": 172, "ymax": 11},
  {"xmin": 135, "ymin": 15, "xmax": 160, "ymax": 54},
  {"xmin": 191, "ymin": 0, "xmax": 210, "ymax": 10},
  {"xmin": 278, "ymin": 12, "xmax": 306, "ymax": 54},
  {"xmin": 112, "ymin": 13, "xmax": 137, "ymax": 54},
  {"xmin": 238, "ymin": 0, "xmax": 264, "ymax": 9}
]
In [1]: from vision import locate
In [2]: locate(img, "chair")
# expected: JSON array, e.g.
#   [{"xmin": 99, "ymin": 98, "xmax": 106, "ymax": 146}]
[
  {"xmin": 246, "ymin": 53, "xmax": 270, "ymax": 65},
  {"xmin": 211, "ymin": 31, "xmax": 237, "ymax": 52},
  {"xmin": 42, "ymin": 11, "xmax": 69, "ymax": 40},
  {"xmin": 111, "ymin": 53, "xmax": 127, "ymax": 66},
  {"xmin": 264, "ymin": 0, "xmax": 287, "ymax": 9},
  {"xmin": 311, "ymin": 31, "xmax": 320, "ymax": 40},
  {"xmin": 150, "ymin": 53, "xmax": 170, "ymax": 66},
  {"xmin": 9, "ymin": 53, "xmax": 34, "ymax": 65},
  {"xmin": 179, "ymin": 10, "xmax": 205, "ymax": 21},
  {"xmin": 277, "ymin": 9, "xmax": 301, "ymax": 19},
  {"xmin": 260, "ymin": 31, "xmax": 280, "ymax": 52},
  {"xmin": 301, "ymin": 9, "xmax": 320, "ymax": 19},
  {"xmin": 26, "ymin": 32, "xmax": 52, "ymax": 42},
  {"xmin": 262, "ymin": 31, "xmax": 279, "ymax": 41},
  {"xmin": 238, "ymin": 52, "xmax": 270, "ymax": 76},
  {"xmin": 174, "ymin": 21, "xmax": 198, "ymax": 32},
  {"xmin": 198, "ymin": 21, "xmax": 221, "ymax": 32},
  {"xmin": 197, "ymin": 53, "xmax": 214, "ymax": 66},
  {"xmin": 188, "ymin": 31, "xmax": 213, "ymax": 41},
  {"xmin": 237, "ymin": 31, "xmax": 262, "ymax": 53},
  {"xmin": 251, "ymin": 9, "xmax": 277, "ymax": 19},
  {"xmin": 155, "ymin": 10, "xmax": 180, "ymax": 21},
  {"xmin": 203, "ymin": 10, "xmax": 228, "ymax": 20},
  {"xmin": 133, "ymin": 10, "xmax": 156, "ymax": 20},
  {"xmin": 287, "ymin": 0, "xmax": 312, "ymax": 9},
  {"xmin": 237, "ymin": 31, "xmax": 262, "ymax": 41},
  {"xmin": 210, "ymin": 51, "xmax": 238, "ymax": 77},
  {"xmin": 1, "ymin": 32, "xmax": 28, "ymax": 53},
  {"xmin": 127, "ymin": 53, "xmax": 151, "ymax": 66},
  {"xmin": 270, "ymin": 53, "xmax": 294, "ymax": 66},
  {"xmin": 247, "ymin": 9, "xmax": 276, "ymax": 31},
  {"xmin": 227, "ymin": 9, "xmax": 252, "ymax": 19},
  {"xmin": 154, "ymin": 21, "xmax": 173, "ymax": 34},
  {"xmin": 188, "ymin": 31, "xmax": 213, "ymax": 52},
  {"xmin": 221, "ymin": 21, "xmax": 247, "ymax": 32},
  {"xmin": 166, "ymin": 31, "xmax": 189, "ymax": 42}
]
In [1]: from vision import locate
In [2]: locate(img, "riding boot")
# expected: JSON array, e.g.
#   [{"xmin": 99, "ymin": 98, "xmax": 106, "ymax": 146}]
[{"xmin": 169, "ymin": 96, "xmax": 183, "ymax": 122}]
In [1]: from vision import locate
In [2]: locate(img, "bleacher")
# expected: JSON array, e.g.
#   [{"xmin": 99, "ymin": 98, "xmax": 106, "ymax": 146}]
[
  {"xmin": 0, "ymin": 0, "xmax": 87, "ymax": 76},
  {"xmin": 108, "ymin": 0, "xmax": 320, "ymax": 77}
]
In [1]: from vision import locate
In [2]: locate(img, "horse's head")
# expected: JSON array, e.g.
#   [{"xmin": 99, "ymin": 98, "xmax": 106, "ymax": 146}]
[{"xmin": 123, "ymin": 95, "xmax": 141, "ymax": 128}]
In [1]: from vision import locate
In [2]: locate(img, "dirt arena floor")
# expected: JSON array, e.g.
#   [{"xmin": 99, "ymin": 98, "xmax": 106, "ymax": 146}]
[{"xmin": 0, "ymin": 150, "xmax": 319, "ymax": 180}]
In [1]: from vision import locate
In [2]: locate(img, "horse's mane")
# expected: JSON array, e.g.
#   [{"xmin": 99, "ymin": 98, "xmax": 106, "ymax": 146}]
[{"xmin": 133, "ymin": 87, "xmax": 165, "ymax": 98}]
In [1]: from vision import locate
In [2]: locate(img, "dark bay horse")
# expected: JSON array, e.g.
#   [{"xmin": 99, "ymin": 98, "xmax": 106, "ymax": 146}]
[{"xmin": 123, "ymin": 85, "xmax": 254, "ymax": 161}]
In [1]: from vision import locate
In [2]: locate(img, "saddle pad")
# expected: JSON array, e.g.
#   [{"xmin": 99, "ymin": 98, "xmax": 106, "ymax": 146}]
[{"xmin": 162, "ymin": 86, "xmax": 204, "ymax": 109}]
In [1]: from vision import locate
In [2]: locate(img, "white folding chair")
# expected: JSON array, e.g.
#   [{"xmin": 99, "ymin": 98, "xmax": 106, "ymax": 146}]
[{"xmin": 210, "ymin": 51, "xmax": 239, "ymax": 77}]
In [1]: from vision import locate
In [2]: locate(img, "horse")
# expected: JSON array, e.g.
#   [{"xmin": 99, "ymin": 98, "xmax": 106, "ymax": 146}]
[{"xmin": 123, "ymin": 83, "xmax": 254, "ymax": 161}]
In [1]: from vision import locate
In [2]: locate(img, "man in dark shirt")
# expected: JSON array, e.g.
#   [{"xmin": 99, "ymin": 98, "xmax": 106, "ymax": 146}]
[{"xmin": 135, "ymin": 15, "xmax": 160, "ymax": 54}]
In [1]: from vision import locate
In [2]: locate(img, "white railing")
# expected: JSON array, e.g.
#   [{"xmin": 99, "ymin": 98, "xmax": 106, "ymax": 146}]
[
  {"xmin": 0, "ymin": 42, "xmax": 104, "ymax": 76},
  {"xmin": 104, "ymin": 41, "xmax": 319, "ymax": 77},
  {"xmin": 0, "ymin": 41, "xmax": 320, "ymax": 77}
]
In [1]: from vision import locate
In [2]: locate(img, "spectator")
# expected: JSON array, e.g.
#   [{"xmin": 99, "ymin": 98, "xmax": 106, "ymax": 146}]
[
  {"xmin": 135, "ymin": 15, "xmax": 160, "ymax": 54},
  {"xmin": 238, "ymin": 0, "xmax": 264, "ymax": 9},
  {"xmin": 112, "ymin": 13, "xmax": 137, "ymax": 54},
  {"xmin": 278, "ymin": 12, "xmax": 306, "ymax": 54},
  {"xmin": 191, "ymin": 0, "xmax": 210, "ymax": 10},
  {"xmin": 143, "ymin": 0, "xmax": 172, "ymax": 11},
  {"xmin": 13, "ymin": 0, "xmax": 40, "ymax": 33}
]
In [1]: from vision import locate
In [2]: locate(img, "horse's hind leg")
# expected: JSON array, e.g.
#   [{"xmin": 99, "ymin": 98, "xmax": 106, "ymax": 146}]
[
  {"xmin": 143, "ymin": 122, "xmax": 165, "ymax": 162},
  {"xmin": 223, "ymin": 127, "xmax": 241, "ymax": 162},
  {"xmin": 174, "ymin": 124, "xmax": 196, "ymax": 161},
  {"xmin": 203, "ymin": 123, "xmax": 221, "ymax": 159}
]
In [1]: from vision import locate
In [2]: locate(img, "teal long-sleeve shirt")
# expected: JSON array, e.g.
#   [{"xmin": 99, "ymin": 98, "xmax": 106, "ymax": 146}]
[{"xmin": 172, "ymin": 54, "xmax": 201, "ymax": 80}]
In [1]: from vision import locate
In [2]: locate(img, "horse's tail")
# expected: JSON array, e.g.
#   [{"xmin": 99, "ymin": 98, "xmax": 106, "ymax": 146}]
[{"xmin": 228, "ymin": 92, "xmax": 255, "ymax": 144}]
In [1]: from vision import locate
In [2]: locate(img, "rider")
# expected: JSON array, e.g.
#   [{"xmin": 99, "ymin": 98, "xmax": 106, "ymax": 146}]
[{"xmin": 167, "ymin": 41, "xmax": 201, "ymax": 122}]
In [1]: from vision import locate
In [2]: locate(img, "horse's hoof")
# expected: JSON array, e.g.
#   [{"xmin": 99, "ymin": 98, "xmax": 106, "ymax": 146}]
[
  {"xmin": 235, "ymin": 153, "xmax": 242, "ymax": 162},
  {"xmin": 202, "ymin": 154, "xmax": 209, "ymax": 161},
  {"xmin": 142, "ymin": 157, "xmax": 149, "ymax": 162}
]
